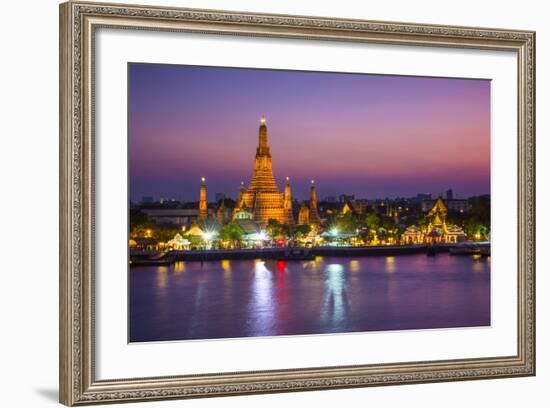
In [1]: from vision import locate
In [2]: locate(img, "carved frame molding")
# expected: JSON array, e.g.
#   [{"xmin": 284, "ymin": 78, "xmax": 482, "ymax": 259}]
[{"xmin": 59, "ymin": 1, "xmax": 535, "ymax": 405}]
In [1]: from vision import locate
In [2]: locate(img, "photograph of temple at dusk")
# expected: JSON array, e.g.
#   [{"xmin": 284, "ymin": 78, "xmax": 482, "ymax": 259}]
[{"xmin": 128, "ymin": 63, "xmax": 491, "ymax": 343}]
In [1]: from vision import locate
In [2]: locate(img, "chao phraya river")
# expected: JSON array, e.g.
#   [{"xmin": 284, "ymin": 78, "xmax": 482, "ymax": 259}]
[{"xmin": 129, "ymin": 254, "xmax": 490, "ymax": 342}]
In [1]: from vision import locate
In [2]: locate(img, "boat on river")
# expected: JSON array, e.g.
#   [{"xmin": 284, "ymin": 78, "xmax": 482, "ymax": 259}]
[
  {"xmin": 130, "ymin": 251, "xmax": 173, "ymax": 266},
  {"xmin": 277, "ymin": 248, "xmax": 315, "ymax": 261},
  {"xmin": 449, "ymin": 246, "xmax": 481, "ymax": 256}
]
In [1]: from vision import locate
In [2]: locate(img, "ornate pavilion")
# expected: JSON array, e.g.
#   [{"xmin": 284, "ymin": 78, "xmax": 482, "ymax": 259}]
[{"xmin": 401, "ymin": 197, "xmax": 467, "ymax": 244}]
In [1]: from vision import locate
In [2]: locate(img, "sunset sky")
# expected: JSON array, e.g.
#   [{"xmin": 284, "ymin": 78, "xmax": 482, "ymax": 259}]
[{"xmin": 129, "ymin": 63, "xmax": 491, "ymax": 202}]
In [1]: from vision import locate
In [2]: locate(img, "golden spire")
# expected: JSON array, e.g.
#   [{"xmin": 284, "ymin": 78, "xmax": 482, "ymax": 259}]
[{"xmin": 258, "ymin": 115, "xmax": 269, "ymax": 151}]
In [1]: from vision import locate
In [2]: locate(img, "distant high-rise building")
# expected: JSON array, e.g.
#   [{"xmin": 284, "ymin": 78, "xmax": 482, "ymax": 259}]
[
  {"xmin": 416, "ymin": 193, "xmax": 432, "ymax": 201},
  {"xmin": 339, "ymin": 194, "xmax": 355, "ymax": 203},
  {"xmin": 446, "ymin": 189, "xmax": 454, "ymax": 200},
  {"xmin": 324, "ymin": 195, "xmax": 337, "ymax": 203},
  {"xmin": 141, "ymin": 196, "xmax": 153, "ymax": 204},
  {"xmin": 215, "ymin": 192, "xmax": 226, "ymax": 203}
]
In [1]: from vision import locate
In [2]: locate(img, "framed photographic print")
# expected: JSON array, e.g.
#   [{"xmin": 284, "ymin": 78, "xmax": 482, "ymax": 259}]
[{"xmin": 59, "ymin": 1, "xmax": 536, "ymax": 405}]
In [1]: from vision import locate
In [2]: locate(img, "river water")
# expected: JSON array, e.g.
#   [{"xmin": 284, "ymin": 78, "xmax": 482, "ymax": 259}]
[{"xmin": 129, "ymin": 254, "xmax": 490, "ymax": 342}]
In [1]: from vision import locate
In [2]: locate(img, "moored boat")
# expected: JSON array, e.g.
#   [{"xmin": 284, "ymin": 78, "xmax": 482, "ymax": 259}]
[
  {"xmin": 130, "ymin": 252, "xmax": 173, "ymax": 266},
  {"xmin": 449, "ymin": 246, "xmax": 481, "ymax": 256},
  {"xmin": 277, "ymin": 248, "xmax": 315, "ymax": 261}
]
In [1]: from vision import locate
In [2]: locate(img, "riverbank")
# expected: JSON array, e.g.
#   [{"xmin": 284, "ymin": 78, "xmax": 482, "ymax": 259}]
[{"xmin": 130, "ymin": 242, "xmax": 490, "ymax": 265}]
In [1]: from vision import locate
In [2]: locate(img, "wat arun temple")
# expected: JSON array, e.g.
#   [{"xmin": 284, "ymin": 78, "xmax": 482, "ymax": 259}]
[{"xmin": 199, "ymin": 116, "xmax": 319, "ymax": 227}]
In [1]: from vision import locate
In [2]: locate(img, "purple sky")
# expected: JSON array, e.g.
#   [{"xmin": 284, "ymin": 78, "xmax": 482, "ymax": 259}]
[{"xmin": 129, "ymin": 63, "xmax": 490, "ymax": 202}]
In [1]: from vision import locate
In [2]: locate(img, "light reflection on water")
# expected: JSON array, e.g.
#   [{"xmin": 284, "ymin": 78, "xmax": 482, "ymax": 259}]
[
  {"xmin": 385, "ymin": 256, "xmax": 396, "ymax": 273},
  {"xmin": 173, "ymin": 261, "xmax": 186, "ymax": 274},
  {"xmin": 156, "ymin": 266, "xmax": 168, "ymax": 290},
  {"xmin": 349, "ymin": 260, "xmax": 360, "ymax": 272},
  {"xmin": 131, "ymin": 254, "xmax": 491, "ymax": 342},
  {"xmin": 472, "ymin": 258, "xmax": 485, "ymax": 273},
  {"xmin": 322, "ymin": 264, "xmax": 348, "ymax": 326},
  {"xmin": 248, "ymin": 261, "xmax": 275, "ymax": 335},
  {"xmin": 221, "ymin": 259, "xmax": 232, "ymax": 273}
]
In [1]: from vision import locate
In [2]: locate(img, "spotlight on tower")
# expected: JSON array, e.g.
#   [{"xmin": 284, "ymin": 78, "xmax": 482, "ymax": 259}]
[
  {"xmin": 260, "ymin": 115, "xmax": 266, "ymax": 125},
  {"xmin": 201, "ymin": 177, "xmax": 206, "ymax": 183}
]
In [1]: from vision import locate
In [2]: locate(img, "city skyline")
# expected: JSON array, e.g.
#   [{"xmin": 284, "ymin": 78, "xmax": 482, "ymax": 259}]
[
  {"xmin": 135, "ymin": 187, "xmax": 478, "ymax": 205},
  {"xmin": 129, "ymin": 63, "xmax": 491, "ymax": 202}
]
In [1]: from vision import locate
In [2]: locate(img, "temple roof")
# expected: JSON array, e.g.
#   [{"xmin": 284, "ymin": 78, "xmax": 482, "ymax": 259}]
[
  {"xmin": 341, "ymin": 199, "xmax": 363, "ymax": 215},
  {"xmin": 404, "ymin": 225, "xmax": 422, "ymax": 234},
  {"xmin": 186, "ymin": 225, "xmax": 205, "ymax": 236},
  {"xmin": 235, "ymin": 219, "xmax": 261, "ymax": 235},
  {"xmin": 429, "ymin": 196, "xmax": 448, "ymax": 214}
]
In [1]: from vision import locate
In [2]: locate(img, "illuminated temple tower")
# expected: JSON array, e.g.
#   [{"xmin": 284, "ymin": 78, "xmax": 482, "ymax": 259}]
[
  {"xmin": 308, "ymin": 180, "xmax": 320, "ymax": 225},
  {"xmin": 296, "ymin": 181, "xmax": 320, "ymax": 226},
  {"xmin": 283, "ymin": 177, "xmax": 294, "ymax": 224},
  {"xmin": 233, "ymin": 115, "xmax": 291, "ymax": 226},
  {"xmin": 199, "ymin": 177, "xmax": 208, "ymax": 219}
]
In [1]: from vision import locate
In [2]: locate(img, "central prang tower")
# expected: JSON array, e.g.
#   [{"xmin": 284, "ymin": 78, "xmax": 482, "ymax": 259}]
[
  {"xmin": 234, "ymin": 115, "xmax": 293, "ymax": 226},
  {"xmin": 247, "ymin": 115, "xmax": 280, "ymax": 193}
]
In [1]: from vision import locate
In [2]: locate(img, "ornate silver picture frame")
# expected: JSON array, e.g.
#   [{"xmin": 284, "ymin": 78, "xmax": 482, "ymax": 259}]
[{"xmin": 59, "ymin": 1, "xmax": 535, "ymax": 405}]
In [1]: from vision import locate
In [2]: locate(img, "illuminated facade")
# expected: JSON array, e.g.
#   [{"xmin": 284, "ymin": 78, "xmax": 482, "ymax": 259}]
[
  {"xmin": 233, "ymin": 116, "xmax": 294, "ymax": 226},
  {"xmin": 401, "ymin": 225, "xmax": 423, "ymax": 244},
  {"xmin": 445, "ymin": 224, "xmax": 468, "ymax": 243}
]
